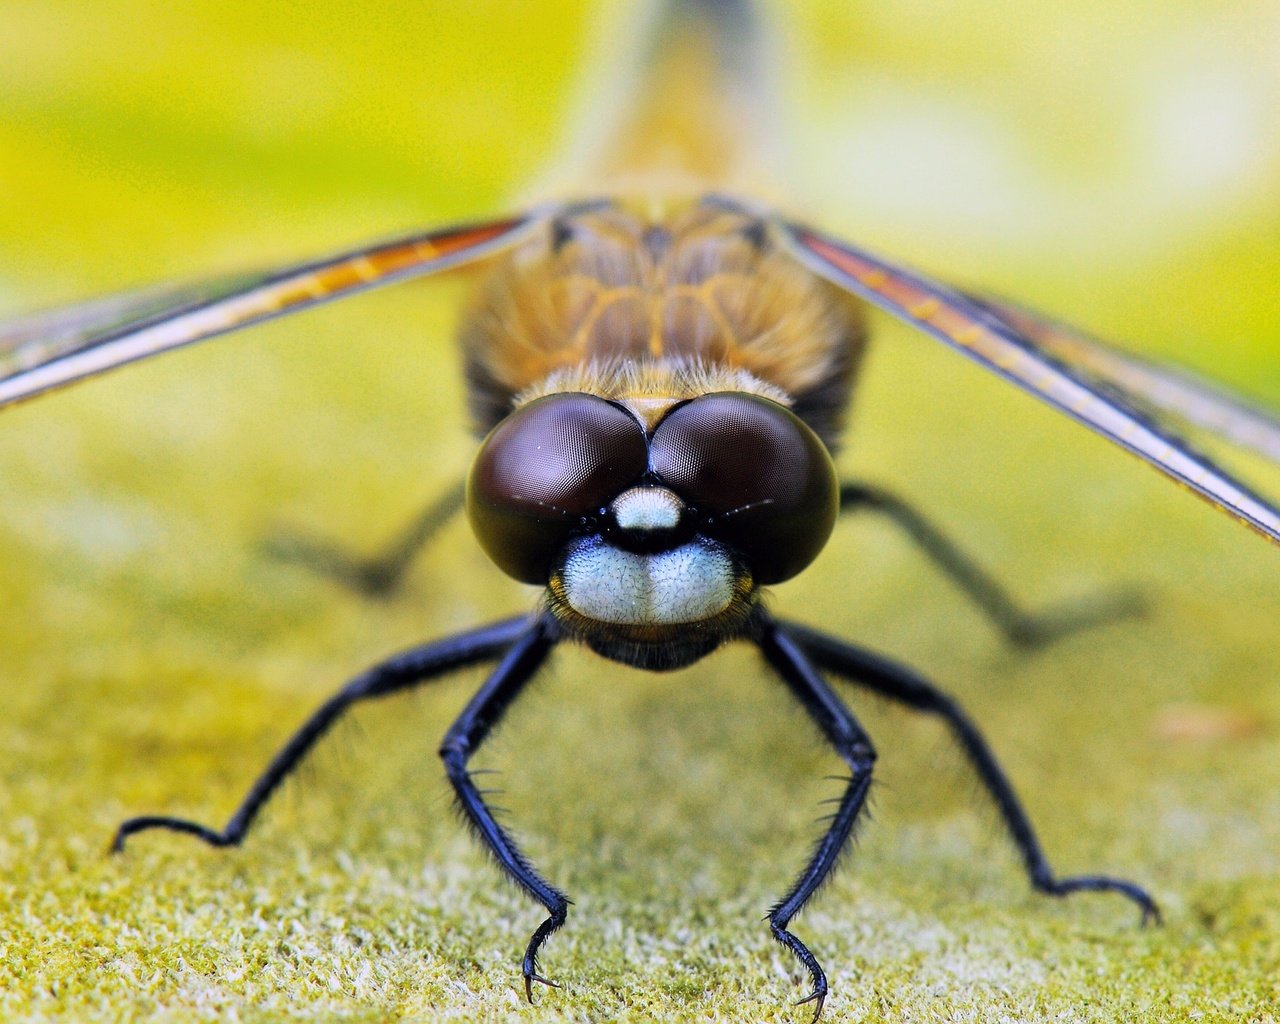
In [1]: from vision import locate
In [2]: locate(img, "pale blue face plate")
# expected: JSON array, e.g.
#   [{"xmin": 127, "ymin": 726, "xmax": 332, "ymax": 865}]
[{"xmin": 558, "ymin": 534, "xmax": 737, "ymax": 626}]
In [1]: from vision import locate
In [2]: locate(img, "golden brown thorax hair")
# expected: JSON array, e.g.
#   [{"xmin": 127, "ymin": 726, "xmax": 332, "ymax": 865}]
[{"xmin": 461, "ymin": 198, "xmax": 866, "ymax": 448}]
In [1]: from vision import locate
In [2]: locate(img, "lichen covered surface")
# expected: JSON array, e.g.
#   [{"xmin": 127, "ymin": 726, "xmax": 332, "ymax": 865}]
[{"xmin": 3, "ymin": 3, "xmax": 1280, "ymax": 1022}]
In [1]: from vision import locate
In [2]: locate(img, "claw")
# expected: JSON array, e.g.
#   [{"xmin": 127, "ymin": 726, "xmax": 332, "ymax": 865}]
[
  {"xmin": 795, "ymin": 987, "xmax": 827, "ymax": 1022},
  {"xmin": 1102, "ymin": 880, "xmax": 1160, "ymax": 925},
  {"xmin": 523, "ymin": 970, "xmax": 560, "ymax": 1003}
]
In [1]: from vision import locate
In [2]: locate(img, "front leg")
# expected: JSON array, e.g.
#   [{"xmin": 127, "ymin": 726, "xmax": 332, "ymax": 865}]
[
  {"xmin": 756, "ymin": 615, "xmax": 878, "ymax": 1021},
  {"xmin": 437, "ymin": 615, "xmax": 568, "ymax": 1001},
  {"xmin": 781, "ymin": 619, "xmax": 1159, "ymax": 922}
]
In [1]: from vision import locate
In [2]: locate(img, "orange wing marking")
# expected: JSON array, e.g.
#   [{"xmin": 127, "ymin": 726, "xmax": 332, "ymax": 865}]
[
  {"xmin": 780, "ymin": 221, "xmax": 1280, "ymax": 547},
  {"xmin": 0, "ymin": 214, "xmax": 544, "ymax": 409}
]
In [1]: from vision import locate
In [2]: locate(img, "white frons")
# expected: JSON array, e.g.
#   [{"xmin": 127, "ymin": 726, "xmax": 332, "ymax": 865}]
[{"xmin": 610, "ymin": 486, "xmax": 684, "ymax": 532}]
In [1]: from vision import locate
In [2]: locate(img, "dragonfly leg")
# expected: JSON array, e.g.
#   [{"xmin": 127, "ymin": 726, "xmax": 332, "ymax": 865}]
[
  {"xmin": 437, "ymin": 619, "xmax": 567, "ymax": 1002},
  {"xmin": 262, "ymin": 481, "xmax": 464, "ymax": 598},
  {"xmin": 110, "ymin": 614, "xmax": 534, "ymax": 853},
  {"xmin": 756, "ymin": 615, "xmax": 878, "ymax": 1022},
  {"xmin": 780, "ymin": 619, "xmax": 1160, "ymax": 923},
  {"xmin": 839, "ymin": 481, "xmax": 1144, "ymax": 648}
]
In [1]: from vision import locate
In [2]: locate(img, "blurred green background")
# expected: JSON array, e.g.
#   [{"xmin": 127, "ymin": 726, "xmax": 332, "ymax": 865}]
[{"xmin": 1, "ymin": 2, "xmax": 1278, "ymax": 1021}]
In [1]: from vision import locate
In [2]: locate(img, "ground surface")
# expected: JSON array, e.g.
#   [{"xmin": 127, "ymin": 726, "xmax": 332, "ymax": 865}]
[{"xmin": 2, "ymin": 3, "xmax": 1280, "ymax": 1022}]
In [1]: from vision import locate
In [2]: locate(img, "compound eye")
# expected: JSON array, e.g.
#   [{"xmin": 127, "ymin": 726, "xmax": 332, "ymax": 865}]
[
  {"xmin": 649, "ymin": 392, "xmax": 837, "ymax": 583},
  {"xmin": 467, "ymin": 393, "xmax": 648, "ymax": 583}
]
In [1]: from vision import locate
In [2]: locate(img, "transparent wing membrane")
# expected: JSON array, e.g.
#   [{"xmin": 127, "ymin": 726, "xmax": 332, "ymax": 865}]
[
  {"xmin": 965, "ymin": 295, "xmax": 1280, "ymax": 463},
  {"xmin": 779, "ymin": 220, "xmax": 1280, "ymax": 547},
  {"xmin": 0, "ymin": 213, "xmax": 543, "ymax": 409},
  {"xmin": 6, "ymin": 202, "xmax": 1277, "ymax": 550}
]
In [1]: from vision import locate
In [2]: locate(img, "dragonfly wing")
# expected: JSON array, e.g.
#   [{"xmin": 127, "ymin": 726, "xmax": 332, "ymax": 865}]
[
  {"xmin": 963, "ymin": 294, "xmax": 1280, "ymax": 464},
  {"xmin": 778, "ymin": 219, "xmax": 1280, "ymax": 547},
  {"xmin": 0, "ymin": 211, "xmax": 546, "ymax": 409}
]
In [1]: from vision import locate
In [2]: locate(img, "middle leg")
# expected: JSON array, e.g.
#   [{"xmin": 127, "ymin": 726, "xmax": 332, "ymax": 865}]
[
  {"xmin": 111, "ymin": 614, "xmax": 535, "ymax": 854},
  {"xmin": 781, "ymin": 618, "xmax": 1158, "ymax": 922}
]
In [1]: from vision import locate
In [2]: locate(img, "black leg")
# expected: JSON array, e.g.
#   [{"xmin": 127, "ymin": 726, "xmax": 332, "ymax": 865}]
[
  {"xmin": 780, "ymin": 619, "xmax": 1159, "ymax": 923},
  {"xmin": 263, "ymin": 481, "xmax": 464, "ymax": 598},
  {"xmin": 839, "ymin": 482, "xmax": 1143, "ymax": 648},
  {"xmin": 437, "ymin": 618, "xmax": 567, "ymax": 1002},
  {"xmin": 111, "ymin": 614, "xmax": 533, "ymax": 853},
  {"xmin": 756, "ymin": 615, "xmax": 878, "ymax": 1021}
]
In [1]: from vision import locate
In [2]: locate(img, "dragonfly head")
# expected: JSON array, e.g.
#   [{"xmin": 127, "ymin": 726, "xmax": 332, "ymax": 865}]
[{"xmin": 466, "ymin": 391, "xmax": 838, "ymax": 669}]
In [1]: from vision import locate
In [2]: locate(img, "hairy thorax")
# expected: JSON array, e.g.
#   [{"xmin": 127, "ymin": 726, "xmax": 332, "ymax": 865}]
[{"xmin": 460, "ymin": 198, "xmax": 866, "ymax": 447}]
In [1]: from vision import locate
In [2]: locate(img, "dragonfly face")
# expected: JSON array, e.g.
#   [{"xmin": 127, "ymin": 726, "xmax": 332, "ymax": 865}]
[
  {"xmin": 458, "ymin": 198, "xmax": 854, "ymax": 671},
  {"xmin": 466, "ymin": 387, "xmax": 838, "ymax": 669}
]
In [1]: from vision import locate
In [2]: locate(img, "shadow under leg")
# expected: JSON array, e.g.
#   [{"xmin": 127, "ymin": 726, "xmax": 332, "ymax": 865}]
[
  {"xmin": 111, "ymin": 614, "xmax": 534, "ymax": 852},
  {"xmin": 839, "ymin": 482, "xmax": 1144, "ymax": 649},
  {"xmin": 780, "ymin": 618, "xmax": 1159, "ymax": 922},
  {"xmin": 756, "ymin": 615, "xmax": 879, "ymax": 1021}
]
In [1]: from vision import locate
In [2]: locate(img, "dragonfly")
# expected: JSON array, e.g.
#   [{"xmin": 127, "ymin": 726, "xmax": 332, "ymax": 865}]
[{"xmin": 3, "ymin": 0, "xmax": 1278, "ymax": 1018}]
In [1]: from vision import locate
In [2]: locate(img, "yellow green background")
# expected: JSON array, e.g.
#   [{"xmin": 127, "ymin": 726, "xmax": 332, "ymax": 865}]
[{"xmin": 2, "ymin": 2, "xmax": 1279, "ymax": 1021}]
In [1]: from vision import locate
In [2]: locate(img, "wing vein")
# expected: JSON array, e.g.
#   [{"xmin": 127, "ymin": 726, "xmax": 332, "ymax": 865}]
[{"xmin": 779, "ymin": 220, "xmax": 1280, "ymax": 547}]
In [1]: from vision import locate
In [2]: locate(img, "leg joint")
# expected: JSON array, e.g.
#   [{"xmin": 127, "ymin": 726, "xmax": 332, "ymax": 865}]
[
  {"xmin": 841, "ymin": 740, "xmax": 877, "ymax": 773},
  {"xmin": 438, "ymin": 743, "xmax": 469, "ymax": 777}
]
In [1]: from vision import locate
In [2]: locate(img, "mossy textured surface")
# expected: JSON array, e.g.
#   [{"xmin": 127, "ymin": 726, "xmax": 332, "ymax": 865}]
[{"xmin": 2, "ymin": 3, "xmax": 1280, "ymax": 1021}]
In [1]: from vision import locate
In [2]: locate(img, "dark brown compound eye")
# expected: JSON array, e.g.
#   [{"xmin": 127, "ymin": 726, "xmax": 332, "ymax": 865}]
[
  {"xmin": 649, "ymin": 392, "xmax": 837, "ymax": 584},
  {"xmin": 467, "ymin": 393, "xmax": 648, "ymax": 583}
]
